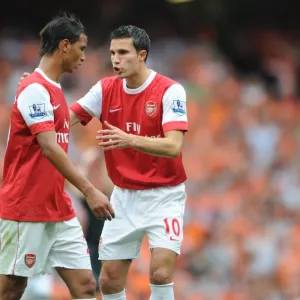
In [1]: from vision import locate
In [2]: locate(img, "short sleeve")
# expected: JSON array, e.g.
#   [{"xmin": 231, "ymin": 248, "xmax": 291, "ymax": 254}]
[
  {"xmin": 17, "ymin": 83, "xmax": 55, "ymax": 135},
  {"xmin": 162, "ymin": 84, "xmax": 188, "ymax": 133},
  {"xmin": 69, "ymin": 81, "xmax": 102, "ymax": 125}
]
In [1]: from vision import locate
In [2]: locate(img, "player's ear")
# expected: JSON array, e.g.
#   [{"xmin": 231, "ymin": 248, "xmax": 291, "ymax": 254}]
[
  {"xmin": 60, "ymin": 39, "xmax": 71, "ymax": 53},
  {"xmin": 138, "ymin": 50, "xmax": 147, "ymax": 62}
]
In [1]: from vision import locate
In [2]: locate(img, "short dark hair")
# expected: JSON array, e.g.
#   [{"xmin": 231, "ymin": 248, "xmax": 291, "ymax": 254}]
[
  {"xmin": 110, "ymin": 25, "xmax": 151, "ymax": 62},
  {"xmin": 39, "ymin": 12, "xmax": 85, "ymax": 56}
]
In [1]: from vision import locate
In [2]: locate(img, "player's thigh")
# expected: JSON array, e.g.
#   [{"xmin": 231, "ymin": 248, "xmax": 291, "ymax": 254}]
[
  {"xmin": 46, "ymin": 217, "xmax": 91, "ymax": 273},
  {"xmin": 0, "ymin": 219, "xmax": 55, "ymax": 277},
  {"xmin": 99, "ymin": 187, "xmax": 145, "ymax": 260},
  {"xmin": 145, "ymin": 183, "xmax": 187, "ymax": 255}
]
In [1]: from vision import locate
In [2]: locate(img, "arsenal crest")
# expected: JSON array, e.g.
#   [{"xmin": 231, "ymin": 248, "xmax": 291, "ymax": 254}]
[
  {"xmin": 145, "ymin": 101, "xmax": 157, "ymax": 117},
  {"xmin": 24, "ymin": 254, "xmax": 36, "ymax": 268}
]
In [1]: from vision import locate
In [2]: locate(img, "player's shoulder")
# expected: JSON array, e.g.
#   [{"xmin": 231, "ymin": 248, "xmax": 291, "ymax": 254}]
[
  {"xmin": 19, "ymin": 71, "xmax": 48, "ymax": 91},
  {"xmin": 18, "ymin": 82, "xmax": 49, "ymax": 100},
  {"xmin": 16, "ymin": 83, "xmax": 50, "ymax": 110},
  {"xmin": 23, "ymin": 71, "xmax": 45, "ymax": 84},
  {"xmin": 17, "ymin": 73, "xmax": 51, "ymax": 104},
  {"xmin": 154, "ymin": 72, "xmax": 176, "ymax": 83},
  {"xmin": 100, "ymin": 75, "xmax": 122, "ymax": 88},
  {"xmin": 154, "ymin": 72, "xmax": 185, "ymax": 93},
  {"xmin": 154, "ymin": 72, "xmax": 181, "ymax": 88}
]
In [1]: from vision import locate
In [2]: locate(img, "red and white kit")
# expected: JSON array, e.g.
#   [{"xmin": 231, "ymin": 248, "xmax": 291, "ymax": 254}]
[
  {"xmin": 0, "ymin": 69, "xmax": 91, "ymax": 276},
  {"xmin": 70, "ymin": 70, "xmax": 188, "ymax": 258}
]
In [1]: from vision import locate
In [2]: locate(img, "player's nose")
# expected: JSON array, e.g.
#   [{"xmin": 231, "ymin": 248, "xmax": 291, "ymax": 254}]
[
  {"xmin": 80, "ymin": 52, "xmax": 86, "ymax": 62},
  {"xmin": 112, "ymin": 56, "xmax": 120, "ymax": 64}
]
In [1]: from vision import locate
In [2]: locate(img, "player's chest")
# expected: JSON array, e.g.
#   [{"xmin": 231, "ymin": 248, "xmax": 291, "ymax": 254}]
[{"xmin": 105, "ymin": 95, "xmax": 162, "ymax": 136}]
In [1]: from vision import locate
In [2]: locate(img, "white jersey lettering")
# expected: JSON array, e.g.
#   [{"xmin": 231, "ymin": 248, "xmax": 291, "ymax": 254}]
[{"xmin": 126, "ymin": 122, "xmax": 141, "ymax": 134}]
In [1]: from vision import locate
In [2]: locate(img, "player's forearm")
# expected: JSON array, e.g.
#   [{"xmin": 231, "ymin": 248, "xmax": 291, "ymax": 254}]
[
  {"xmin": 130, "ymin": 135, "xmax": 181, "ymax": 158},
  {"xmin": 69, "ymin": 110, "xmax": 82, "ymax": 127},
  {"xmin": 42, "ymin": 144, "xmax": 94, "ymax": 195}
]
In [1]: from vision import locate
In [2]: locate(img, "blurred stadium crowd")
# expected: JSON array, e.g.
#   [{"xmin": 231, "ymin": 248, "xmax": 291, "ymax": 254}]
[{"xmin": 1, "ymin": 26, "xmax": 300, "ymax": 300}]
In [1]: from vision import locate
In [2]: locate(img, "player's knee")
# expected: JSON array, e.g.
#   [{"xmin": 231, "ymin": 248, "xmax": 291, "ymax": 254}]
[
  {"xmin": 1, "ymin": 278, "xmax": 27, "ymax": 300},
  {"xmin": 83, "ymin": 275, "xmax": 97, "ymax": 296},
  {"xmin": 150, "ymin": 267, "xmax": 172, "ymax": 285},
  {"xmin": 99, "ymin": 273, "xmax": 123, "ymax": 294},
  {"xmin": 74, "ymin": 274, "xmax": 96, "ymax": 297}
]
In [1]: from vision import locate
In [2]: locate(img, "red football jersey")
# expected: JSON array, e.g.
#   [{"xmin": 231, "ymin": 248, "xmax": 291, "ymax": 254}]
[
  {"xmin": 0, "ymin": 68, "xmax": 75, "ymax": 222},
  {"xmin": 70, "ymin": 71, "xmax": 188, "ymax": 189}
]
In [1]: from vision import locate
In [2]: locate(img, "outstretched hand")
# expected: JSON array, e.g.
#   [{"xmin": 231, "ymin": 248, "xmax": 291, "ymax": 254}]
[
  {"xmin": 18, "ymin": 72, "xmax": 31, "ymax": 86},
  {"xmin": 96, "ymin": 121, "xmax": 132, "ymax": 150}
]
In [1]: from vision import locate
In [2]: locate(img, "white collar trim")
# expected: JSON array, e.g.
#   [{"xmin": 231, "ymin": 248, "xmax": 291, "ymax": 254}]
[
  {"xmin": 123, "ymin": 70, "xmax": 156, "ymax": 94},
  {"xmin": 35, "ymin": 68, "xmax": 61, "ymax": 89}
]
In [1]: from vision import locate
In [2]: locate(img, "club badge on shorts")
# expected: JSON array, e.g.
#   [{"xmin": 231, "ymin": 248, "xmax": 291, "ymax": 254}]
[
  {"xmin": 145, "ymin": 101, "xmax": 157, "ymax": 117},
  {"xmin": 24, "ymin": 253, "xmax": 36, "ymax": 268}
]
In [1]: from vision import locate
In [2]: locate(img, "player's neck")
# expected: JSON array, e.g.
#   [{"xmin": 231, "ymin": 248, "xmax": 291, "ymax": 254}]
[
  {"xmin": 38, "ymin": 56, "xmax": 63, "ymax": 84},
  {"xmin": 125, "ymin": 67, "xmax": 151, "ymax": 89}
]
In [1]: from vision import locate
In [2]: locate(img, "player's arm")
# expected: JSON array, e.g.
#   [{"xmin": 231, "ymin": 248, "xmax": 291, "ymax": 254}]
[
  {"xmin": 36, "ymin": 131, "xmax": 97, "ymax": 193},
  {"xmin": 69, "ymin": 81, "xmax": 102, "ymax": 127},
  {"xmin": 98, "ymin": 122, "xmax": 183, "ymax": 158},
  {"xmin": 70, "ymin": 109, "xmax": 82, "ymax": 126},
  {"xmin": 97, "ymin": 84, "xmax": 188, "ymax": 158},
  {"xmin": 36, "ymin": 131, "xmax": 114, "ymax": 218},
  {"xmin": 17, "ymin": 83, "xmax": 114, "ymax": 220},
  {"xmin": 130, "ymin": 130, "xmax": 183, "ymax": 158}
]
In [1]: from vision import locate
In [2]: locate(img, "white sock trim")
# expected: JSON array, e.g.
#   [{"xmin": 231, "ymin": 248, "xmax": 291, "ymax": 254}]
[
  {"xmin": 102, "ymin": 289, "xmax": 126, "ymax": 300},
  {"xmin": 150, "ymin": 283, "xmax": 174, "ymax": 300},
  {"xmin": 150, "ymin": 282, "xmax": 174, "ymax": 287}
]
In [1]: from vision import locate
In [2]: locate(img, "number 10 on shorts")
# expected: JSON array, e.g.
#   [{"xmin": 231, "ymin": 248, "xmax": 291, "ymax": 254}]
[{"xmin": 163, "ymin": 217, "xmax": 181, "ymax": 240}]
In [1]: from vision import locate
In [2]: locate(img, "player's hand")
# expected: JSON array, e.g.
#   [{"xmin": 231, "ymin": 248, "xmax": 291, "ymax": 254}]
[
  {"xmin": 96, "ymin": 121, "xmax": 132, "ymax": 150},
  {"xmin": 85, "ymin": 188, "xmax": 115, "ymax": 221},
  {"xmin": 18, "ymin": 72, "xmax": 31, "ymax": 85}
]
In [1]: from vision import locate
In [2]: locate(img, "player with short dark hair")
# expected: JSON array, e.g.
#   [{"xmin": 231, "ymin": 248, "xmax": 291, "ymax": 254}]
[
  {"xmin": 0, "ymin": 12, "xmax": 114, "ymax": 300},
  {"xmin": 70, "ymin": 25, "xmax": 188, "ymax": 300},
  {"xmin": 109, "ymin": 25, "xmax": 151, "ymax": 62}
]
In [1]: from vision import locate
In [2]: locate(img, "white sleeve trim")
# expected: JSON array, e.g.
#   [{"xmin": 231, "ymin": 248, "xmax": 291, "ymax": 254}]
[
  {"xmin": 17, "ymin": 83, "xmax": 54, "ymax": 127},
  {"xmin": 77, "ymin": 81, "xmax": 102, "ymax": 119},
  {"xmin": 162, "ymin": 84, "xmax": 188, "ymax": 125}
]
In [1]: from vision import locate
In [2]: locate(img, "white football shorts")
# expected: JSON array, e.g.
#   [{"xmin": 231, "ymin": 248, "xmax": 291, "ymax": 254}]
[
  {"xmin": 0, "ymin": 217, "xmax": 91, "ymax": 277},
  {"xmin": 99, "ymin": 183, "xmax": 187, "ymax": 260}
]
